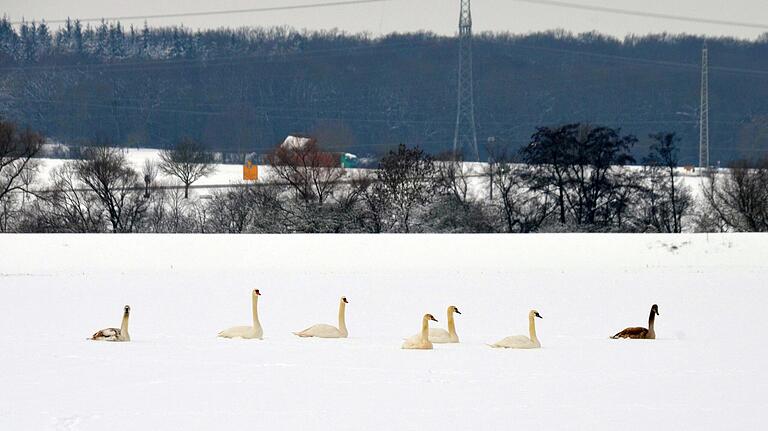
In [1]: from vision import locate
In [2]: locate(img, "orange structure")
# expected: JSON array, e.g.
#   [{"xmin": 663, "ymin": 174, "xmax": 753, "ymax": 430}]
[{"xmin": 243, "ymin": 161, "xmax": 259, "ymax": 181}]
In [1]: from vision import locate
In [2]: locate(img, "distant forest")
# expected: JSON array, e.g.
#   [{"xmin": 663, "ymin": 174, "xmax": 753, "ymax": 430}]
[{"xmin": 2, "ymin": 18, "xmax": 768, "ymax": 164}]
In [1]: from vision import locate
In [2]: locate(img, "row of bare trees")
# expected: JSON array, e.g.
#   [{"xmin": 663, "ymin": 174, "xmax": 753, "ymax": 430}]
[
  {"xmin": 3, "ymin": 118, "xmax": 768, "ymax": 233},
  {"xmin": 1, "ymin": 119, "xmax": 217, "ymax": 233}
]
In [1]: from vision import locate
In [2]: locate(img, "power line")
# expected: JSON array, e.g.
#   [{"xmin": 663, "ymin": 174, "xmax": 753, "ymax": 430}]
[
  {"xmin": 12, "ymin": 0, "xmax": 768, "ymax": 32},
  {"xmin": 511, "ymin": 0, "xmax": 768, "ymax": 31},
  {"xmin": 4, "ymin": 95, "xmax": 734, "ymax": 127},
  {"xmin": 9, "ymin": 0, "xmax": 397, "ymax": 26},
  {"xmin": 496, "ymin": 42, "xmax": 768, "ymax": 78}
]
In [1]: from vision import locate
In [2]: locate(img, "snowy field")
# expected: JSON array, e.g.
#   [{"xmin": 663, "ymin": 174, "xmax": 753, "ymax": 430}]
[
  {"xmin": 35, "ymin": 148, "xmax": 249, "ymax": 193},
  {"xmin": 1, "ymin": 233, "xmax": 767, "ymax": 430},
  {"xmin": 31, "ymin": 147, "xmax": 709, "ymax": 201}
]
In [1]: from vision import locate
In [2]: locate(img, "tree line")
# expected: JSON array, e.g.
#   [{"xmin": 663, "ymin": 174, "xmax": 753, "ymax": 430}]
[
  {"xmin": 2, "ymin": 19, "xmax": 768, "ymax": 164},
  {"xmin": 3, "ymin": 118, "xmax": 768, "ymax": 233}
]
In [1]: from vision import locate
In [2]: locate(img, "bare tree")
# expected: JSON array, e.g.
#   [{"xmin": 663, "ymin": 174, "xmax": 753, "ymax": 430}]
[
  {"xmin": 426, "ymin": 157, "xmax": 495, "ymax": 233},
  {"xmin": 162, "ymin": 184, "xmax": 196, "ymax": 233},
  {"xmin": 142, "ymin": 159, "xmax": 159, "ymax": 198},
  {"xmin": 603, "ymin": 169, "xmax": 646, "ymax": 232},
  {"xmin": 39, "ymin": 164, "xmax": 105, "ymax": 232},
  {"xmin": 207, "ymin": 186, "xmax": 256, "ymax": 233},
  {"xmin": 332, "ymin": 172, "xmax": 370, "ymax": 232},
  {"xmin": 490, "ymin": 160, "xmax": 553, "ymax": 233},
  {"xmin": 377, "ymin": 144, "xmax": 435, "ymax": 233},
  {"xmin": 522, "ymin": 124, "xmax": 636, "ymax": 229},
  {"xmin": 521, "ymin": 124, "xmax": 574, "ymax": 224},
  {"xmin": 433, "ymin": 159, "xmax": 472, "ymax": 204},
  {"xmin": 139, "ymin": 183, "xmax": 196, "ymax": 233},
  {"xmin": 0, "ymin": 119, "xmax": 43, "ymax": 204},
  {"xmin": 189, "ymin": 199, "xmax": 210, "ymax": 233},
  {"xmin": 700, "ymin": 159, "xmax": 768, "ymax": 232},
  {"xmin": 642, "ymin": 132, "xmax": 691, "ymax": 232},
  {"xmin": 158, "ymin": 138, "xmax": 216, "ymax": 198},
  {"xmin": 356, "ymin": 171, "xmax": 390, "ymax": 233},
  {"xmin": 267, "ymin": 138, "xmax": 345, "ymax": 205},
  {"xmin": 75, "ymin": 146, "xmax": 148, "ymax": 233}
]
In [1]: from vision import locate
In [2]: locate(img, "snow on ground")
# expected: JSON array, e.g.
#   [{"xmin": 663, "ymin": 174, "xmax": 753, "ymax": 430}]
[
  {"xmin": 1, "ymin": 233, "xmax": 767, "ymax": 430},
  {"xmin": 32, "ymin": 148, "xmax": 710, "ymax": 200},
  {"xmin": 35, "ymin": 148, "xmax": 249, "ymax": 194}
]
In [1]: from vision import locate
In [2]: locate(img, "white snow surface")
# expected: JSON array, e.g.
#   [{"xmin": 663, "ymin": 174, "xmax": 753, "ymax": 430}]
[
  {"xmin": 1, "ymin": 233, "xmax": 767, "ymax": 430},
  {"xmin": 31, "ymin": 147, "xmax": 710, "ymax": 201}
]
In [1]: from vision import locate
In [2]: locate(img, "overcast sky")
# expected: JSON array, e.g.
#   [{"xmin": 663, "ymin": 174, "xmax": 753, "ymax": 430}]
[{"xmin": 3, "ymin": 0, "xmax": 768, "ymax": 40}]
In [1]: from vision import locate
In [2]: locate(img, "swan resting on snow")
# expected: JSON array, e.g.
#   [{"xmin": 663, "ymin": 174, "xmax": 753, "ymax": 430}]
[
  {"xmin": 402, "ymin": 314, "xmax": 439, "ymax": 350},
  {"xmin": 490, "ymin": 309, "xmax": 542, "ymax": 349},
  {"xmin": 294, "ymin": 296, "xmax": 349, "ymax": 338},
  {"xmin": 91, "ymin": 305, "xmax": 131, "ymax": 342},
  {"xmin": 218, "ymin": 289, "xmax": 263, "ymax": 339},
  {"xmin": 611, "ymin": 304, "xmax": 658, "ymax": 339},
  {"xmin": 406, "ymin": 305, "xmax": 461, "ymax": 344}
]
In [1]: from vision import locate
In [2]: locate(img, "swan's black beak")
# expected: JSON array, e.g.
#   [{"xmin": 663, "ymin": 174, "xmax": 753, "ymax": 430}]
[
  {"xmin": 254, "ymin": 289, "xmax": 261, "ymax": 295},
  {"xmin": 535, "ymin": 312, "xmax": 542, "ymax": 319},
  {"xmin": 455, "ymin": 309, "xmax": 462, "ymax": 315},
  {"xmin": 342, "ymin": 297, "xmax": 348, "ymax": 303}
]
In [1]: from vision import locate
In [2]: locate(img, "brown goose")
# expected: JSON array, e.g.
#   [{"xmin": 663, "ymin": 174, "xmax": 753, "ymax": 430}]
[
  {"xmin": 611, "ymin": 304, "xmax": 658, "ymax": 339},
  {"xmin": 91, "ymin": 305, "xmax": 131, "ymax": 342}
]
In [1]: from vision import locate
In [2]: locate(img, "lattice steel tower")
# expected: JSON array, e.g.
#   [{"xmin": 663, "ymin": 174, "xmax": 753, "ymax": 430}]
[
  {"xmin": 453, "ymin": 0, "xmax": 479, "ymax": 161},
  {"xmin": 699, "ymin": 42, "xmax": 709, "ymax": 168}
]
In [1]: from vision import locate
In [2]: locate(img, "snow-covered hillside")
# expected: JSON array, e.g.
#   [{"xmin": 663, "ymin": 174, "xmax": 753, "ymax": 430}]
[{"xmin": 1, "ymin": 233, "xmax": 766, "ymax": 430}]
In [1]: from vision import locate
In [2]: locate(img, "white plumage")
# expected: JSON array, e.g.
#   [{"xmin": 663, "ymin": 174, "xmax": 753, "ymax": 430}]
[
  {"xmin": 294, "ymin": 296, "xmax": 349, "ymax": 338},
  {"xmin": 219, "ymin": 289, "xmax": 263, "ymax": 340}
]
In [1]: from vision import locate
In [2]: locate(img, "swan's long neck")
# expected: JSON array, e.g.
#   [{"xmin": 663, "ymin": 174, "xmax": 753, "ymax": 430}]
[
  {"xmin": 648, "ymin": 309, "xmax": 656, "ymax": 338},
  {"xmin": 447, "ymin": 309, "xmax": 457, "ymax": 338},
  {"xmin": 120, "ymin": 312, "xmax": 130, "ymax": 340},
  {"xmin": 338, "ymin": 301, "xmax": 347, "ymax": 335},
  {"xmin": 252, "ymin": 294, "xmax": 261, "ymax": 329},
  {"xmin": 528, "ymin": 314, "xmax": 538, "ymax": 343},
  {"xmin": 421, "ymin": 316, "xmax": 430, "ymax": 342}
]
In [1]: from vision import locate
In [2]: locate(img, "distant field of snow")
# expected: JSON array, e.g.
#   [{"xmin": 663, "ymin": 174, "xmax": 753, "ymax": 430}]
[
  {"xmin": 35, "ymin": 148, "xmax": 250, "ymax": 193},
  {"xmin": 32, "ymin": 147, "xmax": 710, "ymax": 202},
  {"xmin": 1, "ymin": 233, "xmax": 767, "ymax": 430}
]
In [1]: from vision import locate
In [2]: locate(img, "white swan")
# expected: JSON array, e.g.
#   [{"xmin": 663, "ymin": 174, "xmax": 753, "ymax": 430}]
[
  {"xmin": 91, "ymin": 305, "xmax": 131, "ymax": 342},
  {"xmin": 218, "ymin": 289, "xmax": 263, "ymax": 339},
  {"xmin": 402, "ymin": 314, "xmax": 438, "ymax": 350},
  {"xmin": 294, "ymin": 296, "xmax": 348, "ymax": 338},
  {"xmin": 406, "ymin": 305, "xmax": 461, "ymax": 344},
  {"xmin": 490, "ymin": 309, "xmax": 542, "ymax": 349}
]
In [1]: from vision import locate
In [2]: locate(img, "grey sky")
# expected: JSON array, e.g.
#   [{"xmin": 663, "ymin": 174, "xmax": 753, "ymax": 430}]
[{"xmin": 3, "ymin": 0, "xmax": 768, "ymax": 40}]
